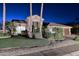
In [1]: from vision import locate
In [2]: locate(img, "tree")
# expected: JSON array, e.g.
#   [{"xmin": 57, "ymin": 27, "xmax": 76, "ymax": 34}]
[{"xmin": 2, "ymin": 3, "xmax": 6, "ymax": 33}]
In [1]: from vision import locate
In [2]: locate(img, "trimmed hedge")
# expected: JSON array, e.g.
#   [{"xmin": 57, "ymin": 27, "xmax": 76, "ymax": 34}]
[{"xmin": 46, "ymin": 27, "xmax": 64, "ymax": 40}]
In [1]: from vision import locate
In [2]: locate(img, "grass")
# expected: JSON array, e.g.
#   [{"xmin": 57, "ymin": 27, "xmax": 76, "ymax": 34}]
[{"xmin": 0, "ymin": 36, "xmax": 48, "ymax": 48}]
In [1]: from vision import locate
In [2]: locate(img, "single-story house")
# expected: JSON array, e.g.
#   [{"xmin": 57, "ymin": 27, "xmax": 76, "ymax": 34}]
[
  {"xmin": 11, "ymin": 19, "xmax": 27, "ymax": 35},
  {"xmin": 10, "ymin": 18, "xmax": 72, "ymax": 39},
  {"xmin": 47, "ymin": 23, "xmax": 72, "ymax": 36}
]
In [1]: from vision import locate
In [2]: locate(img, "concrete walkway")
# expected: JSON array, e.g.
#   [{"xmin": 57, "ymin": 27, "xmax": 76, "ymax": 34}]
[{"xmin": 0, "ymin": 40, "xmax": 78, "ymax": 56}]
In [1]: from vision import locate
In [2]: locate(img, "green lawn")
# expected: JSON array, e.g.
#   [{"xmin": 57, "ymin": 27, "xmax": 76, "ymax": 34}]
[{"xmin": 0, "ymin": 36, "xmax": 48, "ymax": 48}]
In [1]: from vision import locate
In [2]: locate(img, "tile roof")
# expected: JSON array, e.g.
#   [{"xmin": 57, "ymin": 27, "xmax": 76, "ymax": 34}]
[
  {"xmin": 48, "ymin": 23, "xmax": 72, "ymax": 28},
  {"xmin": 26, "ymin": 15, "xmax": 44, "ymax": 21}
]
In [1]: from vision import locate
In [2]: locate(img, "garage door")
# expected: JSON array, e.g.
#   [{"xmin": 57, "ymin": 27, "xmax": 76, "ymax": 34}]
[{"xmin": 64, "ymin": 28, "xmax": 70, "ymax": 36}]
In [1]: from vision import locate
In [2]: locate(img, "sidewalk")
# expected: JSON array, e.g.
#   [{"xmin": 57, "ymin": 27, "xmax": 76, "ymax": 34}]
[
  {"xmin": 0, "ymin": 40, "xmax": 78, "ymax": 56},
  {"xmin": 24, "ymin": 43, "xmax": 79, "ymax": 56},
  {"xmin": 63, "ymin": 51, "xmax": 79, "ymax": 56}
]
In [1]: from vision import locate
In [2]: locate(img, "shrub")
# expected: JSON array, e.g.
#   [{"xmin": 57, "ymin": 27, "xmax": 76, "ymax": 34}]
[{"xmin": 74, "ymin": 36, "xmax": 79, "ymax": 40}]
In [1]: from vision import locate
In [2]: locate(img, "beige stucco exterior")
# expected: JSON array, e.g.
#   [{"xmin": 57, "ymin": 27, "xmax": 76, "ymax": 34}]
[
  {"xmin": 26, "ymin": 15, "xmax": 44, "ymax": 38},
  {"xmin": 47, "ymin": 23, "xmax": 72, "ymax": 36}
]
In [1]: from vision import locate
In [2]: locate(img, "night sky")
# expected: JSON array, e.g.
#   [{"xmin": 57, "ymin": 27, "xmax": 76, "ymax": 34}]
[{"xmin": 0, "ymin": 3, "xmax": 79, "ymax": 24}]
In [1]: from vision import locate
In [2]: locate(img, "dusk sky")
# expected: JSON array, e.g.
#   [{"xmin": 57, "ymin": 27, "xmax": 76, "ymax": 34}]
[{"xmin": 0, "ymin": 3, "xmax": 79, "ymax": 24}]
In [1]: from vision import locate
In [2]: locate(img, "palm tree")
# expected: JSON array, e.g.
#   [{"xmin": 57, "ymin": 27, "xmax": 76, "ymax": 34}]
[
  {"xmin": 29, "ymin": 3, "xmax": 44, "ymax": 38},
  {"xmin": 40, "ymin": 3, "xmax": 44, "ymax": 38},
  {"xmin": 28, "ymin": 3, "xmax": 32, "ymax": 38},
  {"xmin": 2, "ymin": 3, "xmax": 6, "ymax": 33},
  {"xmin": 40, "ymin": 3, "xmax": 44, "ymax": 22}
]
